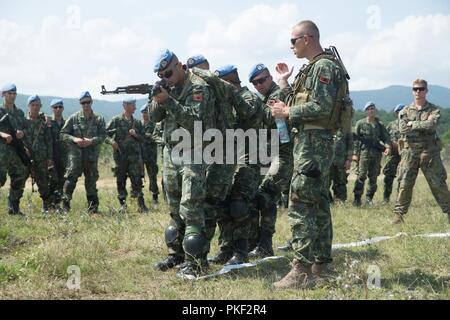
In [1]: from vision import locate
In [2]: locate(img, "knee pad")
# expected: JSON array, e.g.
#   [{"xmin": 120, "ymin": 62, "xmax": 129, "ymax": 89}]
[{"xmin": 165, "ymin": 225, "xmax": 181, "ymax": 247}]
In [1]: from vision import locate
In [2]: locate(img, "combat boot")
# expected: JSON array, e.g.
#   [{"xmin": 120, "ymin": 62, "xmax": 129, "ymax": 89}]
[
  {"xmin": 118, "ymin": 199, "xmax": 127, "ymax": 214},
  {"xmin": 7, "ymin": 200, "xmax": 25, "ymax": 216},
  {"xmin": 365, "ymin": 197, "xmax": 374, "ymax": 206},
  {"xmin": 225, "ymin": 239, "xmax": 249, "ymax": 266},
  {"xmin": 62, "ymin": 199, "xmax": 71, "ymax": 213},
  {"xmin": 42, "ymin": 200, "xmax": 50, "ymax": 215},
  {"xmin": 87, "ymin": 196, "xmax": 99, "ymax": 214},
  {"xmin": 138, "ymin": 196, "xmax": 149, "ymax": 213},
  {"xmin": 176, "ymin": 261, "xmax": 203, "ymax": 279},
  {"xmin": 154, "ymin": 254, "xmax": 184, "ymax": 272},
  {"xmin": 209, "ymin": 246, "xmax": 233, "ymax": 265},
  {"xmin": 352, "ymin": 195, "xmax": 362, "ymax": 207},
  {"xmin": 273, "ymin": 259, "xmax": 315, "ymax": 290},
  {"xmin": 249, "ymin": 231, "xmax": 274, "ymax": 259},
  {"xmin": 392, "ymin": 213, "xmax": 404, "ymax": 225},
  {"xmin": 312, "ymin": 263, "xmax": 332, "ymax": 284},
  {"xmin": 152, "ymin": 193, "xmax": 159, "ymax": 204},
  {"xmin": 278, "ymin": 239, "xmax": 293, "ymax": 252}
]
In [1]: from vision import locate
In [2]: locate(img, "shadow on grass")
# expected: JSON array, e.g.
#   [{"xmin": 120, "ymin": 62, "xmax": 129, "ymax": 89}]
[{"xmin": 383, "ymin": 269, "xmax": 450, "ymax": 294}]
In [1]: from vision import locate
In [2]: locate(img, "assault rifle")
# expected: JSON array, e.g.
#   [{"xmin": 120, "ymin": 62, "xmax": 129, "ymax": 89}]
[
  {"xmin": 100, "ymin": 80, "xmax": 168, "ymax": 98},
  {"xmin": 0, "ymin": 114, "xmax": 32, "ymax": 167}
]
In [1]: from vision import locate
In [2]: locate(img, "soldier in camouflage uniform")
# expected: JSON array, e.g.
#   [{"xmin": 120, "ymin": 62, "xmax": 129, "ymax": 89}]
[
  {"xmin": 209, "ymin": 65, "xmax": 265, "ymax": 265},
  {"xmin": 106, "ymin": 98, "xmax": 149, "ymax": 213},
  {"xmin": 0, "ymin": 83, "xmax": 29, "ymax": 215},
  {"xmin": 393, "ymin": 79, "xmax": 450, "ymax": 224},
  {"xmin": 24, "ymin": 95, "xmax": 53, "ymax": 214},
  {"xmin": 140, "ymin": 105, "xmax": 159, "ymax": 204},
  {"xmin": 352, "ymin": 102, "xmax": 392, "ymax": 207},
  {"xmin": 271, "ymin": 21, "xmax": 351, "ymax": 289},
  {"xmin": 328, "ymin": 129, "xmax": 353, "ymax": 203},
  {"xmin": 382, "ymin": 104, "xmax": 405, "ymax": 203},
  {"xmin": 247, "ymin": 63, "xmax": 293, "ymax": 259},
  {"xmin": 48, "ymin": 99, "xmax": 67, "ymax": 211},
  {"xmin": 60, "ymin": 91, "xmax": 106, "ymax": 214},
  {"xmin": 150, "ymin": 49, "xmax": 216, "ymax": 278}
]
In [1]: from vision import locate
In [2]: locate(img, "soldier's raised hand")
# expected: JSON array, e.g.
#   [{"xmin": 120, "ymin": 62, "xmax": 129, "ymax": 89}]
[
  {"xmin": 275, "ymin": 63, "xmax": 294, "ymax": 87},
  {"xmin": 0, "ymin": 132, "xmax": 12, "ymax": 144},
  {"xmin": 16, "ymin": 130, "xmax": 24, "ymax": 139}
]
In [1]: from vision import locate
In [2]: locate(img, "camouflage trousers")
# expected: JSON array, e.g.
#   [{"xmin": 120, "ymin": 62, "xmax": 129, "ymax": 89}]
[
  {"xmin": 382, "ymin": 152, "xmax": 401, "ymax": 201},
  {"xmin": 217, "ymin": 162, "xmax": 261, "ymax": 249},
  {"xmin": 394, "ymin": 145, "xmax": 450, "ymax": 215},
  {"xmin": 27, "ymin": 158, "xmax": 51, "ymax": 203},
  {"xmin": 143, "ymin": 144, "xmax": 159, "ymax": 196},
  {"xmin": 63, "ymin": 147, "xmax": 100, "ymax": 203},
  {"xmin": 353, "ymin": 150, "xmax": 382, "ymax": 199},
  {"xmin": 114, "ymin": 152, "xmax": 144, "ymax": 201},
  {"xmin": 162, "ymin": 146, "xmax": 209, "ymax": 257},
  {"xmin": 289, "ymin": 129, "xmax": 334, "ymax": 265},
  {"xmin": 249, "ymin": 141, "xmax": 293, "ymax": 246},
  {"xmin": 328, "ymin": 158, "xmax": 349, "ymax": 202},
  {"xmin": 0, "ymin": 144, "xmax": 27, "ymax": 203}
]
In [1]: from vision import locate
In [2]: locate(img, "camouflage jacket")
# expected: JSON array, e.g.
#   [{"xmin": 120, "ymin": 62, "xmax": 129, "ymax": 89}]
[
  {"xmin": 0, "ymin": 104, "xmax": 28, "ymax": 148},
  {"xmin": 259, "ymin": 82, "xmax": 289, "ymax": 129},
  {"xmin": 60, "ymin": 110, "xmax": 106, "ymax": 152},
  {"xmin": 25, "ymin": 114, "xmax": 53, "ymax": 162},
  {"xmin": 149, "ymin": 70, "xmax": 215, "ymax": 148},
  {"xmin": 106, "ymin": 114, "xmax": 144, "ymax": 156},
  {"xmin": 237, "ymin": 86, "xmax": 265, "ymax": 131},
  {"xmin": 286, "ymin": 53, "xmax": 346, "ymax": 129},
  {"xmin": 333, "ymin": 129, "xmax": 353, "ymax": 165},
  {"xmin": 50, "ymin": 118, "xmax": 67, "ymax": 161},
  {"xmin": 353, "ymin": 117, "xmax": 391, "ymax": 155},
  {"xmin": 399, "ymin": 102, "xmax": 440, "ymax": 145}
]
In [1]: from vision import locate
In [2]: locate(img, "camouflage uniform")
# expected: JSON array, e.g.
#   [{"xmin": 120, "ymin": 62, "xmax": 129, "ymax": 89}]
[
  {"xmin": 0, "ymin": 103, "xmax": 28, "ymax": 213},
  {"xmin": 328, "ymin": 129, "xmax": 353, "ymax": 202},
  {"xmin": 150, "ymin": 70, "xmax": 215, "ymax": 269},
  {"xmin": 106, "ymin": 114, "xmax": 146, "ymax": 206},
  {"xmin": 382, "ymin": 119, "xmax": 401, "ymax": 202},
  {"xmin": 60, "ymin": 111, "xmax": 106, "ymax": 212},
  {"xmin": 394, "ymin": 102, "xmax": 450, "ymax": 218},
  {"xmin": 249, "ymin": 82, "xmax": 293, "ymax": 257},
  {"xmin": 353, "ymin": 117, "xmax": 391, "ymax": 203},
  {"xmin": 48, "ymin": 118, "xmax": 67, "ymax": 207},
  {"xmin": 25, "ymin": 114, "xmax": 53, "ymax": 210},
  {"xmin": 141, "ymin": 118, "xmax": 159, "ymax": 200},
  {"xmin": 285, "ymin": 53, "xmax": 347, "ymax": 266}
]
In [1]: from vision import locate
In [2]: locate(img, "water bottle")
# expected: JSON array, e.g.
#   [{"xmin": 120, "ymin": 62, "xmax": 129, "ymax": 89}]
[{"xmin": 275, "ymin": 118, "xmax": 290, "ymax": 144}]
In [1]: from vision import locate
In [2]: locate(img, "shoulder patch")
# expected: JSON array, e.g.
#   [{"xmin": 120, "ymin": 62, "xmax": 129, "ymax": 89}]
[
  {"xmin": 319, "ymin": 76, "xmax": 331, "ymax": 84},
  {"xmin": 192, "ymin": 93, "xmax": 203, "ymax": 102}
]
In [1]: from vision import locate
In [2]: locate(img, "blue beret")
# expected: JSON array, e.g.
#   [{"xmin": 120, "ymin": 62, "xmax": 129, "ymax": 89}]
[
  {"xmin": 214, "ymin": 65, "xmax": 238, "ymax": 78},
  {"xmin": 1, "ymin": 83, "xmax": 17, "ymax": 93},
  {"xmin": 187, "ymin": 55, "xmax": 207, "ymax": 69},
  {"xmin": 140, "ymin": 104, "xmax": 148, "ymax": 113},
  {"xmin": 123, "ymin": 97, "xmax": 136, "ymax": 105},
  {"xmin": 394, "ymin": 103, "xmax": 405, "ymax": 113},
  {"xmin": 27, "ymin": 95, "xmax": 41, "ymax": 105},
  {"xmin": 50, "ymin": 98, "xmax": 64, "ymax": 107},
  {"xmin": 364, "ymin": 101, "xmax": 376, "ymax": 111},
  {"xmin": 79, "ymin": 91, "xmax": 91, "ymax": 101},
  {"xmin": 153, "ymin": 49, "xmax": 174, "ymax": 73},
  {"xmin": 249, "ymin": 63, "xmax": 268, "ymax": 82}
]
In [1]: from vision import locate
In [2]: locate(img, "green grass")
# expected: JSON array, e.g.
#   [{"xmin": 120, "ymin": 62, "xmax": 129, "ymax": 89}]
[{"xmin": 0, "ymin": 170, "xmax": 449, "ymax": 300}]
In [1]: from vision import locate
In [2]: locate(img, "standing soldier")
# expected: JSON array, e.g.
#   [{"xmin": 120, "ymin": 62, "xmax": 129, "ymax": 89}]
[
  {"xmin": 0, "ymin": 83, "xmax": 28, "ymax": 215},
  {"xmin": 25, "ymin": 95, "xmax": 53, "ymax": 214},
  {"xmin": 247, "ymin": 63, "xmax": 293, "ymax": 259},
  {"xmin": 60, "ymin": 91, "xmax": 106, "ymax": 214},
  {"xmin": 186, "ymin": 55, "xmax": 210, "ymax": 70},
  {"xmin": 271, "ymin": 21, "xmax": 350, "ymax": 289},
  {"xmin": 329, "ymin": 129, "xmax": 353, "ymax": 203},
  {"xmin": 140, "ymin": 105, "xmax": 159, "ymax": 204},
  {"xmin": 48, "ymin": 99, "xmax": 67, "ymax": 211},
  {"xmin": 352, "ymin": 102, "xmax": 392, "ymax": 207},
  {"xmin": 106, "ymin": 98, "xmax": 149, "ymax": 213},
  {"xmin": 393, "ymin": 79, "xmax": 450, "ymax": 224},
  {"xmin": 382, "ymin": 103, "xmax": 405, "ymax": 203}
]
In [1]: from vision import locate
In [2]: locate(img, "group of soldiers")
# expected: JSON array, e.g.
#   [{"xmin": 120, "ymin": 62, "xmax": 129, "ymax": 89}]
[
  {"xmin": 1, "ymin": 20, "xmax": 450, "ymax": 289},
  {"xmin": 0, "ymin": 88, "xmax": 160, "ymax": 215}
]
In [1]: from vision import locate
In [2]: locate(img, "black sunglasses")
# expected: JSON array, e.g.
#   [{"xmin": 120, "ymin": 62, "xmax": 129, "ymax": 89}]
[
  {"xmin": 52, "ymin": 105, "xmax": 63, "ymax": 109},
  {"xmin": 158, "ymin": 67, "xmax": 174, "ymax": 79},
  {"xmin": 80, "ymin": 100, "xmax": 92, "ymax": 105},
  {"xmin": 252, "ymin": 76, "xmax": 269, "ymax": 86},
  {"xmin": 290, "ymin": 35, "xmax": 312, "ymax": 46},
  {"xmin": 412, "ymin": 87, "xmax": 426, "ymax": 92}
]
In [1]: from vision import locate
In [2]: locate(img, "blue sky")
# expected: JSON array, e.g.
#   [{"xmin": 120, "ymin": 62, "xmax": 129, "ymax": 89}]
[{"xmin": 1, "ymin": 1, "xmax": 449, "ymax": 100}]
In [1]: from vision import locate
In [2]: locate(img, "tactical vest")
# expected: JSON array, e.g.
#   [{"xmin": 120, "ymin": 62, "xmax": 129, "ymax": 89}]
[{"xmin": 287, "ymin": 54, "xmax": 353, "ymax": 134}]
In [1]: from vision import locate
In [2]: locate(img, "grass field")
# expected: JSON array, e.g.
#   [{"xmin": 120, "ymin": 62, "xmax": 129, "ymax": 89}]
[{"xmin": 0, "ymin": 167, "xmax": 449, "ymax": 300}]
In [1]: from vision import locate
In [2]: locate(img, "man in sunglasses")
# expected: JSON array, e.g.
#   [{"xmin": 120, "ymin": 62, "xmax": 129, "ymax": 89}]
[
  {"xmin": 352, "ymin": 102, "xmax": 391, "ymax": 207},
  {"xmin": 48, "ymin": 99, "xmax": 67, "ymax": 212},
  {"xmin": 247, "ymin": 63, "xmax": 293, "ymax": 259},
  {"xmin": 0, "ymin": 83, "xmax": 29, "ymax": 215},
  {"xmin": 150, "ymin": 49, "xmax": 216, "ymax": 278},
  {"xmin": 393, "ymin": 79, "xmax": 450, "ymax": 224},
  {"xmin": 60, "ymin": 91, "xmax": 106, "ymax": 214},
  {"xmin": 270, "ymin": 20, "xmax": 351, "ymax": 289}
]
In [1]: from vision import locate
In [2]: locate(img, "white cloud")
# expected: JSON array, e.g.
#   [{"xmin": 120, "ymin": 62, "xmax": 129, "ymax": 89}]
[{"xmin": 0, "ymin": 16, "xmax": 165, "ymax": 100}]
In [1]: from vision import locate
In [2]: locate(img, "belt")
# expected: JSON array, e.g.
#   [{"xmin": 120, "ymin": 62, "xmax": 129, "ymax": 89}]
[{"xmin": 303, "ymin": 124, "xmax": 326, "ymax": 130}]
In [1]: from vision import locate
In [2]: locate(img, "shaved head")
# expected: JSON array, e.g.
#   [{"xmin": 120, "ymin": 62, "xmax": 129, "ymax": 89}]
[{"xmin": 294, "ymin": 20, "xmax": 320, "ymax": 39}]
